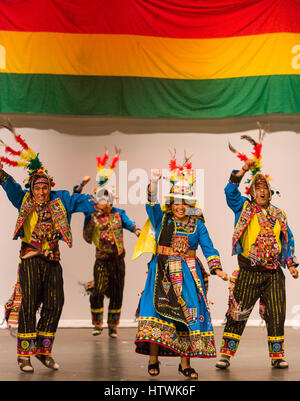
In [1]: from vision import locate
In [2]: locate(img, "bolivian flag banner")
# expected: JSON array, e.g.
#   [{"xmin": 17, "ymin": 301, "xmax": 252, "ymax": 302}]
[{"xmin": 0, "ymin": 0, "xmax": 300, "ymax": 118}]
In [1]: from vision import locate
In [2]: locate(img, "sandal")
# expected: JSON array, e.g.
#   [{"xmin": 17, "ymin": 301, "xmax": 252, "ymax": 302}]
[
  {"xmin": 216, "ymin": 358, "xmax": 230, "ymax": 370},
  {"xmin": 148, "ymin": 361, "xmax": 160, "ymax": 376},
  {"xmin": 178, "ymin": 363, "xmax": 198, "ymax": 379},
  {"xmin": 17, "ymin": 356, "xmax": 34, "ymax": 373},
  {"xmin": 271, "ymin": 359, "xmax": 289, "ymax": 369},
  {"xmin": 35, "ymin": 354, "xmax": 59, "ymax": 370}
]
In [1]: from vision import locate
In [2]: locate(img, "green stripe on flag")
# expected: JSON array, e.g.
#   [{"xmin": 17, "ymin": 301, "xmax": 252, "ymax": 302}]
[{"xmin": 1, "ymin": 73, "xmax": 300, "ymax": 118}]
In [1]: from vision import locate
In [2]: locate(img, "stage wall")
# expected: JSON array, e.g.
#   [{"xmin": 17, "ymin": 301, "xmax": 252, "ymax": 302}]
[{"xmin": 0, "ymin": 123, "xmax": 299, "ymax": 329}]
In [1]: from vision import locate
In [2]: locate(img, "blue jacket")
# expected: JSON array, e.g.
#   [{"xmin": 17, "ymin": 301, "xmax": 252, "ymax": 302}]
[
  {"xmin": 225, "ymin": 170, "xmax": 297, "ymax": 268},
  {"xmin": 83, "ymin": 207, "xmax": 137, "ymax": 233},
  {"xmin": 146, "ymin": 202, "xmax": 222, "ymax": 274},
  {"xmin": 0, "ymin": 171, "xmax": 96, "ymax": 247}
]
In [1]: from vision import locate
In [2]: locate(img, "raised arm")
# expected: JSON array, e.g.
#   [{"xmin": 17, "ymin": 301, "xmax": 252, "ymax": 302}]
[
  {"xmin": 225, "ymin": 159, "xmax": 255, "ymax": 213},
  {"xmin": 69, "ymin": 192, "xmax": 97, "ymax": 215},
  {"xmin": 0, "ymin": 166, "xmax": 26, "ymax": 210},
  {"xmin": 72, "ymin": 176, "xmax": 91, "ymax": 194},
  {"xmin": 145, "ymin": 169, "xmax": 163, "ymax": 230}
]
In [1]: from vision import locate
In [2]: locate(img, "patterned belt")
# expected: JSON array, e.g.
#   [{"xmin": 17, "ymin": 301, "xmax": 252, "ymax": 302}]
[
  {"xmin": 156, "ymin": 244, "xmax": 196, "ymax": 258},
  {"xmin": 20, "ymin": 242, "xmax": 60, "ymax": 262}
]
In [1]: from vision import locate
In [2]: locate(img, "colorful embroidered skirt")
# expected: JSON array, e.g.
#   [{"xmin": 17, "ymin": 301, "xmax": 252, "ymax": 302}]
[{"xmin": 135, "ymin": 256, "xmax": 216, "ymax": 358}]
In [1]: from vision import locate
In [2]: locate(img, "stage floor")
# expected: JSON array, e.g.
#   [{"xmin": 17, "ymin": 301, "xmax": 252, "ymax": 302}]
[{"xmin": 0, "ymin": 326, "xmax": 299, "ymax": 381}]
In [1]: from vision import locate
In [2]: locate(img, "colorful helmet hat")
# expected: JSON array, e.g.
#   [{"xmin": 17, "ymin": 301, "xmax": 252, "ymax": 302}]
[
  {"xmin": 164, "ymin": 149, "xmax": 197, "ymax": 205},
  {"xmin": 132, "ymin": 150, "xmax": 203, "ymax": 261},
  {"xmin": 0, "ymin": 118, "xmax": 55, "ymax": 190},
  {"xmin": 94, "ymin": 146, "xmax": 121, "ymax": 204},
  {"xmin": 228, "ymin": 122, "xmax": 279, "ymax": 200}
]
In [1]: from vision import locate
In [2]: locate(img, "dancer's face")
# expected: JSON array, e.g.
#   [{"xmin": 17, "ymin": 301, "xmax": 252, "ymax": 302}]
[
  {"xmin": 33, "ymin": 183, "xmax": 50, "ymax": 204},
  {"xmin": 171, "ymin": 200, "xmax": 190, "ymax": 222},
  {"xmin": 95, "ymin": 200, "xmax": 112, "ymax": 215},
  {"xmin": 254, "ymin": 179, "xmax": 270, "ymax": 207}
]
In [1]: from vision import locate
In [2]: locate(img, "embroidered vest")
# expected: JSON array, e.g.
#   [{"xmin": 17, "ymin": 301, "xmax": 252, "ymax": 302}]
[
  {"xmin": 13, "ymin": 193, "xmax": 72, "ymax": 248},
  {"xmin": 84, "ymin": 211, "xmax": 125, "ymax": 258},
  {"xmin": 232, "ymin": 201, "xmax": 288, "ymax": 259},
  {"xmin": 30, "ymin": 203, "xmax": 61, "ymax": 251}
]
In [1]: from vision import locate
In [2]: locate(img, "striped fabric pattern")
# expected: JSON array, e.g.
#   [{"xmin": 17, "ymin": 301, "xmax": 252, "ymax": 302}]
[
  {"xmin": 1, "ymin": 1, "xmax": 300, "ymax": 117},
  {"xmin": 90, "ymin": 255, "xmax": 125, "ymax": 328},
  {"xmin": 220, "ymin": 266, "xmax": 286, "ymax": 358},
  {"xmin": 17, "ymin": 255, "xmax": 64, "ymax": 356}
]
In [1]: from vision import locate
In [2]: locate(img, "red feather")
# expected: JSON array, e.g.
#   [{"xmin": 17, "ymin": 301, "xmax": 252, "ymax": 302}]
[
  {"xmin": 252, "ymin": 143, "xmax": 262, "ymax": 159},
  {"xmin": 169, "ymin": 160, "xmax": 177, "ymax": 171},
  {"xmin": 96, "ymin": 156, "xmax": 102, "ymax": 167},
  {"xmin": 14, "ymin": 134, "xmax": 29, "ymax": 150},
  {"xmin": 237, "ymin": 153, "xmax": 248, "ymax": 162},
  {"xmin": 101, "ymin": 152, "xmax": 109, "ymax": 166},
  {"xmin": 5, "ymin": 146, "xmax": 21, "ymax": 156},
  {"xmin": 96, "ymin": 152, "xmax": 109, "ymax": 167},
  {"xmin": 1, "ymin": 156, "xmax": 18, "ymax": 166},
  {"xmin": 185, "ymin": 162, "xmax": 192, "ymax": 169},
  {"xmin": 109, "ymin": 154, "xmax": 119, "ymax": 169}
]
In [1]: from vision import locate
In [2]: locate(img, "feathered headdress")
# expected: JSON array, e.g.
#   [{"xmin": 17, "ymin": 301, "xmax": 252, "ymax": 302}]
[
  {"xmin": 0, "ymin": 118, "xmax": 54, "ymax": 188},
  {"xmin": 228, "ymin": 122, "xmax": 278, "ymax": 198},
  {"xmin": 164, "ymin": 148, "xmax": 196, "ymax": 203},
  {"xmin": 94, "ymin": 146, "xmax": 121, "ymax": 202}
]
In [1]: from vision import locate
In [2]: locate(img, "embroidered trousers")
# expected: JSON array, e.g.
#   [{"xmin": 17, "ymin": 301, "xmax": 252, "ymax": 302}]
[
  {"xmin": 220, "ymin": 260, "xmax": 286, "ymax": 359},
  {"xmin": 17, "ymin": 255, "xmax": 64, "ymax": 356},
  {"xmin": 90, "ymin": 254, "xmax": 125, "ymax": 328}
]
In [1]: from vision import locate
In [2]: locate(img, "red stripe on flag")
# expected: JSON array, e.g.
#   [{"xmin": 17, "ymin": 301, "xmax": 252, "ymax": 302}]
[{"xmin": 0, "ymin": 0, "xmax": 299, "ymax": 38}]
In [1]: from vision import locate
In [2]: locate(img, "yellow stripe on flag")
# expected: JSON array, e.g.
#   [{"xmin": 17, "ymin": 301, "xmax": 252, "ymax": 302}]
[{"xmin": 1, "ymin": 31, "xmax": 300, "ymax": 79}]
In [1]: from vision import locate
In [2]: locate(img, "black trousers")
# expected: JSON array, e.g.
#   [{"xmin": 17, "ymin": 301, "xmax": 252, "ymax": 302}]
[
  {"xmin": 17, "ymin": 255, "xmax": 64, "ymax": 356},
  {"xmin": 90, "ymin": 254, "xmax": 125, "ymax": 328},
  {"xmin": 220, "ymin": 258, "xmax": 286, "ymax": 359}
]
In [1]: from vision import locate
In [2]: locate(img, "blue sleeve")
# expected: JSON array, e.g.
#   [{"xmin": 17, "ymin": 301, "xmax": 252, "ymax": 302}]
[
  {"xmin": 146, "ymin": 203, "xmax": 163, "ymax": 231},
  {"xmin": 286, "ymin": 225, "xmax": 296, "ymax": 260},
  {"xmin": 117, "ymin": 208, "xmax": 138, "ymax": 233},
  {"xmin": 0, "ymin": 172, "xmax": 26, "ymax": 210},
  {"xmin": 73, "ymin": 184, "xmax": 82, "ymax": 194},
  {"xmin": 280, "ymin": 222, "xmax": 298, "ymax": 268},
  {"xmin": 197, "ymin": 220, "xmax": 222, "ymax": 273},
  {"xmin": 63, "ymin": 191, "xmax": 96, "ymax": 215},
  {"xmin": 197, "ymin": 220, "xmax": 220, "ymax": 259},
  {"xmin": 224, "ymin": 170, "xmax": 248, "ymax": 213}
]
